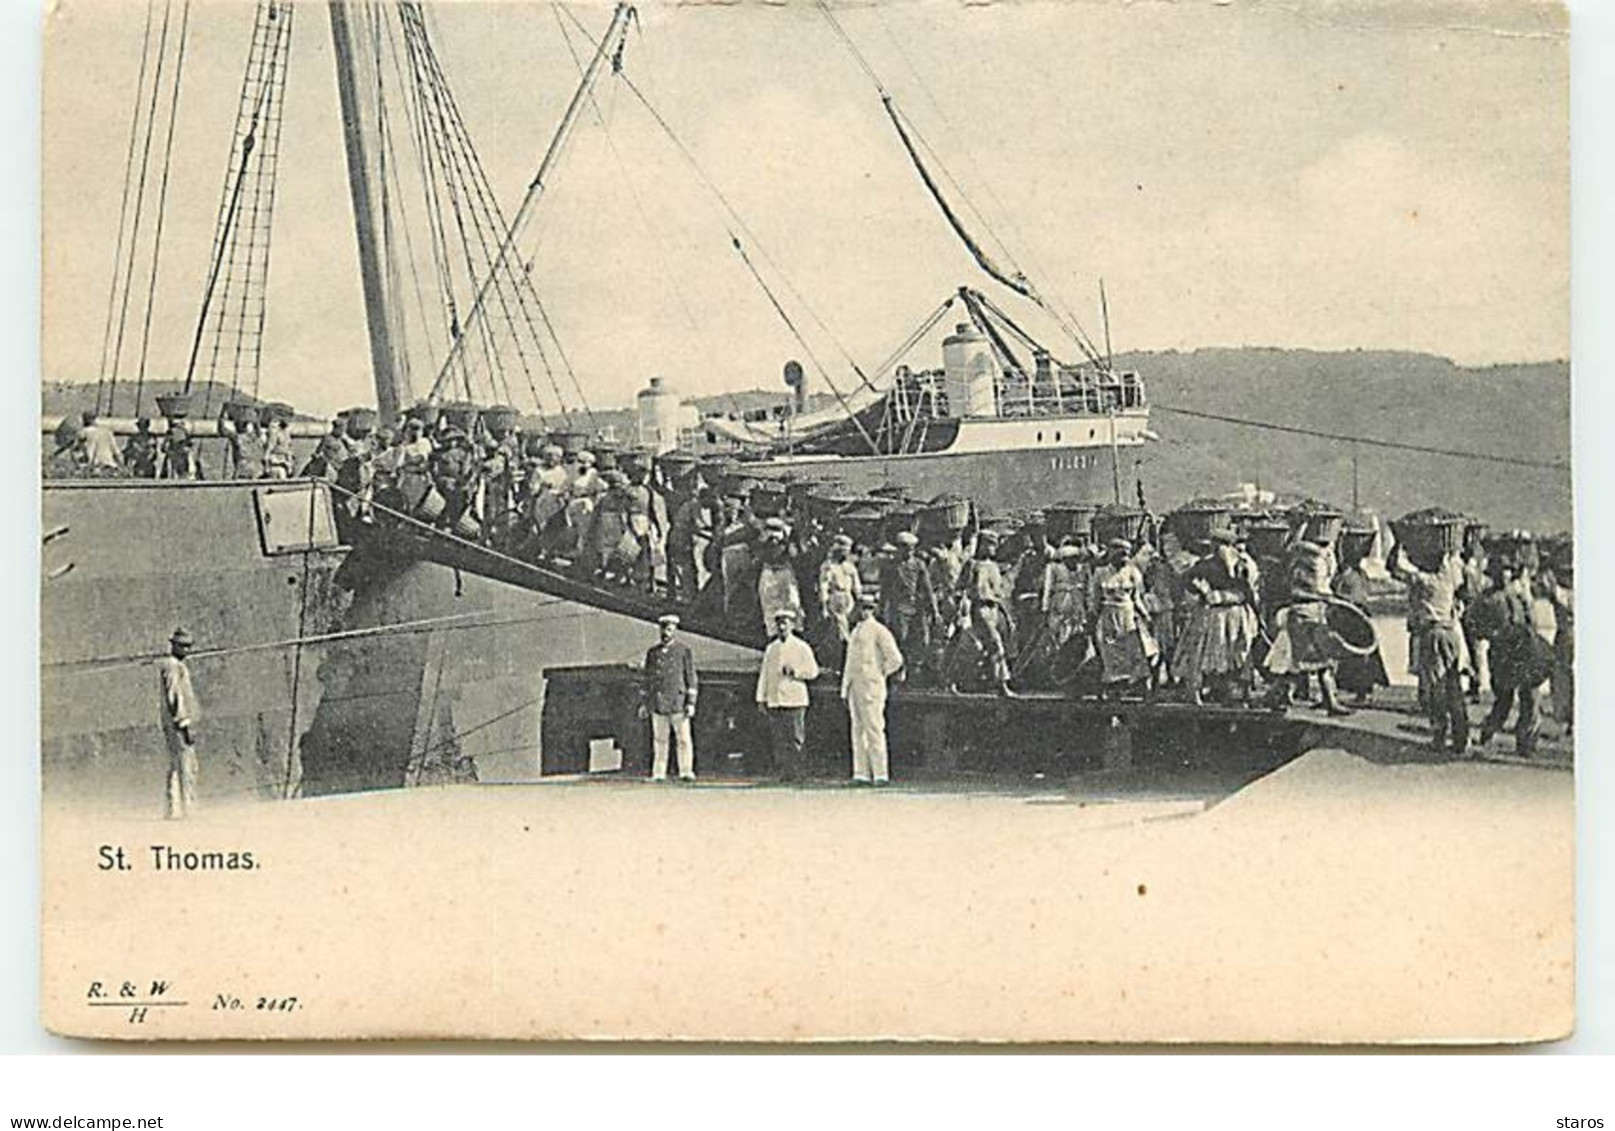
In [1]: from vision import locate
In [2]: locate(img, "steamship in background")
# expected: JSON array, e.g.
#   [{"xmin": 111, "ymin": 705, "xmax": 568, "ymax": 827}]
[
  {"xmin": 665, "ymin": 313, "xmax": 1154, "ymax": 514},
  {"xmin": 43, "ymin": 1, "xmax": 1156, "ymax": 810}
]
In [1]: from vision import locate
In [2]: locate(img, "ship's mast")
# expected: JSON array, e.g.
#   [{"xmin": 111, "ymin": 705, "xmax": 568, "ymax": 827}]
[{"xmin": 328, "ymin": 1, "xmax": 404, "ymax": 425}]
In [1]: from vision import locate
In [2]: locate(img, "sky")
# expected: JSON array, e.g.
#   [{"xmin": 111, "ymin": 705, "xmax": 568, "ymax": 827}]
[{"xmin": 42, "ymin": 0, "xmax": 1569, "ymax": 418}]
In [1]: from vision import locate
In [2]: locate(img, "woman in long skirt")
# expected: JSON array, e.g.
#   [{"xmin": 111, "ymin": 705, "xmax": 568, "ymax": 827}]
[
  {"xmin": 1174, "ymin": 532, "xmax": 1260, "ymax": 705},
  {"xmin": 1090, "ymin": 538, "xmax": 1160, "ymax": 697}
]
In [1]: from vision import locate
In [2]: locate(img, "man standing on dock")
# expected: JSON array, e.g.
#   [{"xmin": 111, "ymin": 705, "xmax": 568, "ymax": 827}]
[
  {"xmin": 157, "ymin": 628, "xmax": 201, "ymax": 819},
  {"xmin": 756, "ymin": 609, "xmax": 820, "ymax": 783},
  {"xmin": 642, "ymin": 614, "xmax": 699, "ymax": 781},
  {"xmin": 1390, "ymin": 543, "xmax": 1471, "ymax": 756},
  {"xmin": 842, "ymin": 591, "xmax": 905, "ymax": 785}
]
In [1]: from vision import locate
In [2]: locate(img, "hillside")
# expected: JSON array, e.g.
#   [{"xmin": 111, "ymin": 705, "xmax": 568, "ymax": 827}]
[
  {"xmin": 42, "ymin": 381, "xmax": 314, "ymax": 422},
  {"xmin": 1117, "ymin": 349, "xmax": 1570, "ymax": 532},
  {"xmin": 43, "ymin": 350, "xmax": 1572, "ymax": 531}
]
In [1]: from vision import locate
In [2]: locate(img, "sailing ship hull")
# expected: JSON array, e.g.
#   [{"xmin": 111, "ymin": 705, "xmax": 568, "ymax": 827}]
[{"xmin": 41, "ymin": 480, "xmax": 753, "ymax": 814}]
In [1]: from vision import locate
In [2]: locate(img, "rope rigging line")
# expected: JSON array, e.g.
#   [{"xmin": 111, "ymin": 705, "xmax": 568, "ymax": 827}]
[
  {"xmin": 212, "ymin": 14, "xmax": 264, "ymax": 404},
  {"xmin": 403, "ymin": 2, "xmax": 573, "ymax": 420},
  {"xmin": 397, "ymin": 6, "xmax": 489, "ymax": 398},
  {"xmin": 1149, "ymin": 404, "xmax": 1571, "ymax": 472},
  {"xmin": 374, "ymin": 6, "xmax": 440, "ymax": 388},
  {"xmin": 246, "ymin": 4, "xmax": 293, "ymax": 400},
  {"xmin": 868, "ymin": 293, "xmax": 958, "ymax": 384},
  {"xmin": 184, "ymin": 1, "xmax": 293, "ymax": 409},
  {"xmin": 47, "ymin": 597, "xmax": 574, "ymax": 675},
  {"xmin": 608, "ymin": 66, "xmax": 882, "ymax": 400},
  {"xmin": 104, "ymin": 0, "xmax": 178, "ymax": 417},
  {"xmin": 404, "ymin": 5, "xmax": 564, "ymax": 418},
  {"xmin": 420, "ymin": 8, "xmax": 595, "ymax": 423},
  {"xmin": 400, "ymin": 8, "xmax": 511, "ymax": 408},
  {"xmin": 95, "ymin": 0, "xmax": 160, "ymax": 417},
  {"xmin": 131, "ymin": 0, "xmax": 193, "ymax": 419},
  {"xmin": 403, "ymin": 10, "xmax": 537, "ymax": 413},
  {"xmin": 381, "ymin": 5, "xmax": 492, "ymax": 411},
  {"xmin": 550, "ymin": 7, "xmax": 751, "ymax": 428},
  {"xmin": 428, "ymin": 36, "xmax": 576, "ymax": 426},
  {"xmin": 729, "ymin": 234, "xmax": 880, "ymax": 456},
  {"xmin": 817, "ymin": 0, "xmax": 1107, "ymax": 367},
  {"xmin": 424, "ymin": 0, "xmax": 637, "ymax": 405},
  {"xmin": 389, "ymin": 2, "xmax": 472, "ymax": 401},
  {"xmin": 566, "ymin": 9, "xmax": 877, "ymax": 399},
  {"xmin": 874, "ymin": 4, "xmax": 1105, "ymax": 360},
  {"xmin": 210, "ymin": 3, "xmax": 291, "ymax": 408}
]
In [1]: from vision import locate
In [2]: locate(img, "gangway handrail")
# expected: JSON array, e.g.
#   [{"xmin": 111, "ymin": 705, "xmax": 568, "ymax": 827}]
[{"xmin": 326, "ymin": 481, "xmax": 768, "ymax": 652}]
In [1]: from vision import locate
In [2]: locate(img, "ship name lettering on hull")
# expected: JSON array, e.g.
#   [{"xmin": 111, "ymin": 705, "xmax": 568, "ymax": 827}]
[{"xmin": 1048, "ymin": 454, "xmax": 1100, "ymax": 471}]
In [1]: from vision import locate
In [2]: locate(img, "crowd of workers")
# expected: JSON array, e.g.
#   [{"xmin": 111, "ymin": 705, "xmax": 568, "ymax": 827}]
[
  {"xmin": 101, "ymin": 400, "xmax": 1571, "ymax": 801},
  {"xmin": 43, "ymin": 407, "xmax": 299, "ymax": 481},
  {"xmin": 297, "ymin": 406, "xmax": 1570, "ymax": 765}
]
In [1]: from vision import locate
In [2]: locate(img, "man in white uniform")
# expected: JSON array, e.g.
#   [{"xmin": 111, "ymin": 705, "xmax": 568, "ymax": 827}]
[
  {"xmin": 157, "ymin": 628, "xmax": 201, "ymax": 819},
  {"xmin": 841, "ymin": 591, "xmax": 905, "ymax": 785},
  {"xmin": 755, "ymin": 609, "xmax": 819, "ymax": 782}
]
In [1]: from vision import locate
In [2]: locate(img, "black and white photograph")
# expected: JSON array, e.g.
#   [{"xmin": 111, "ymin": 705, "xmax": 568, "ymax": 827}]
[{"xmin": 34, "ymin": 0, "xmax": 1576, "ymax": 1044}]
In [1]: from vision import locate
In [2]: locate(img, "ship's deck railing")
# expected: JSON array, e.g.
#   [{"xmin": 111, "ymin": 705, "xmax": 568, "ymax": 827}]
[{"xmin": 896, "ymin": 366, "xmax": 1147, "ymax": 421}]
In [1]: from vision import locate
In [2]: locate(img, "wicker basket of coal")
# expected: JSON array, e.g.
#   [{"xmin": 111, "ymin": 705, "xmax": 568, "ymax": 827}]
[
  {"xmin": 345, "ymin": 407, "xmax": 378, "ymax": 439},
  {"xmin": 441, "ymin": 401, "xmax": 479, "ymax": 432},
  {"xmin": 413, "ymin": 484, "xmax": 447, "ymax": 523},
  {"xmin": 750, "ymin": 479, "xmax": 788, "ymax": 518},
  {"xmin": 925, "ymin": 493, "xmax": 974, "ymax": 532},
  {"xmin": 549, "ymin": 430, "xmax": 587, "ymax": 456},
  {"xmin": 656, "ymin": 451, "xmax": 699, "ymax": 481},
  {"xmin": 806, "ymin": 487, "xmax": 858, "ymax": 523},
  {"xmin": 1168, "ymin": 499, "xmax": 1234, "ymax": 544},
  {"xmin": 481, "ymin": 404, "xmax": 520, "ymax": 438},
  {"xmin": 1391, "ymin": 507, "xmax": 1468, "ymax": 571},
  {"xmin": 155, "ymin": 393, "xmax": 193, "ymax": 420},
  {"xmin": 1045, "ymin": 501, "xmax": 1098, "ymax": 543},
  {"xmin": 1092, "ymin": 503, "xmax": 1149, "ymax": 546},
  {"xmin": 837, "ymin": 503, "xmax": 890, "ymax": 547},
  {"xmin": 1483, "ymin": 529, "xmax": 1539, "ymax": 573},
  {"xmin": 783, "ymin": 476, "xmax": 820, "ymax": 508},
  {"xmin": 882, "ymin": 503, "xmax": 922, "ymax": 545},
  {"xmin": 1538, "ymin": 533, "xmax": 1573, "ymax": 584},
  {"xmin": 619, "ymin": 447, "xmax": 654, "ymax": 475},
  {"xmin": 1245, "ymin": 517, "xmax": 1292, "ymax": 559},
  {"xmin": 1288, "ymin": 498, "xmax": 1345, "ymax": 544},
  {"xmin": 590, "ymin": 444, "xmax": 623, "ymax": 472},
  {"xmin": 223, "ymin": 400, "xmax": 259, "ymax": 427}
]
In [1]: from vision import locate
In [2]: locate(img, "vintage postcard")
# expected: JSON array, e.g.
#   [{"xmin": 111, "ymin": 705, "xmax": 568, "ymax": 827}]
[{"xmin": 40, "ymin": 0, "xmax": 1571, "ymax": 1042}]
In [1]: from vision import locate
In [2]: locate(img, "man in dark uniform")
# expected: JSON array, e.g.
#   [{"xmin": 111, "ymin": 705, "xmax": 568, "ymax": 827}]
[
  {"xmin": 880, "ymin": 531, "xmax": 940, "ymax": 685},
  {"xmin": 1469, "ymin": 563, "xmax": 1553, "ymax": 757},
  {"xmin": 641, "ymin": 614, "xmax": 698, "ymax": 781}
]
